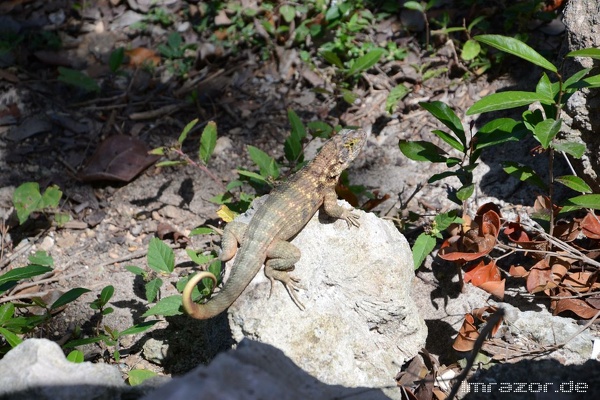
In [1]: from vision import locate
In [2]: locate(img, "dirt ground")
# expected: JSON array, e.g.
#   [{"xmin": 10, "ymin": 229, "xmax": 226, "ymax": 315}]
[{"xmin": 1, "ymin": 0, "xmax": 596, "ymax": 390}]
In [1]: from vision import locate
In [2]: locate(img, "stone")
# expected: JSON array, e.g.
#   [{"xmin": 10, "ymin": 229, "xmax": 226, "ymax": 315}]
[{"xmin": 225, "ymin": 197, "xmax": 427, "ymax": 398}]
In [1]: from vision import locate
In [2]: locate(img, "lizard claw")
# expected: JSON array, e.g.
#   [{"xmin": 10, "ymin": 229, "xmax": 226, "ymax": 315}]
[
  {"xmin": 343, "ymin": 211, "xmax": 361, "ymax": 228},
  {"xmin": 264, "ymin": 268, "xmax": 306, "ymax": 310}
]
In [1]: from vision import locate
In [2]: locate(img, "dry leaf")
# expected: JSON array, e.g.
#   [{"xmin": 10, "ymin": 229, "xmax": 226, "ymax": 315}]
[
  {"xmin": 125, "ymin": 48, "xmax": 161, "ymax": 67},
  {"xmin": 526, "ymin": 259, "xmax": 556, "ymax": 293},
  {"xmin": 581, "ymin": 212, "xmax": 600, "ymax": 239},
  {"xmin": 78, "ymin": 135, "xmax": 159, "ymax": 182},
  {"xmin": 452, "ymin": 313, "xmax": 479, "ymax": 352},
  {"xmin": 509, "ymin": 264, "xmax": 528, "ymax": 277}
]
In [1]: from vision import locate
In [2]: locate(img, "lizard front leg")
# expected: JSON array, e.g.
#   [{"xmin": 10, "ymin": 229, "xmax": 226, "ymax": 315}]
[
  {"xmin": 323, "ymin": 189, "xmax": 361, "ymax": 228},
  {"xmin": 263, "ymin": 239, "xmax": 305, "ymax": 310}
]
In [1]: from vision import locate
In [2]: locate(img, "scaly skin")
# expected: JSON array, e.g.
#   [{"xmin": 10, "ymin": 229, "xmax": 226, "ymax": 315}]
[{"xmin": 183, "ymin": 128, "xmax": 367, "ymax": 319}]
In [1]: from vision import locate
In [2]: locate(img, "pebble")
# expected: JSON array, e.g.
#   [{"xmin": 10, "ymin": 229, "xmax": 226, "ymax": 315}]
[{"xmin": 39, "ymin": 236, "xmax": 55, "ymax": 252}]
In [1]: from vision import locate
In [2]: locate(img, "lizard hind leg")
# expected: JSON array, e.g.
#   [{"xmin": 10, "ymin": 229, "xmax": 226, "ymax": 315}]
[
  {"xmin": 220, "ymin": 221, "xmax": 248, "ymax": 261},
  {"xmin": 264, "ymin": 239, "xmax": 306, "ymax": 310}
]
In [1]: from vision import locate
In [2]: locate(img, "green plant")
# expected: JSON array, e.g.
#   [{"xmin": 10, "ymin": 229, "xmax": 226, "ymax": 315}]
[
  {"xmin": 57, "ymin": 67, "xmax": 101, "ymax": 93},
  {"xmin": 157, "ymin": 32, "xmax": 197, "ymax": 77},
  {"xmin": 12, "ymin": 182, "xmax": 70, "ymax": 226},
  {"xmin": 401, "ymin": 35, "xmax": 600, "ymax": 271},
  {"xmin": 0, "ymin": 251, "xmax": 89, "ymax": 354}
]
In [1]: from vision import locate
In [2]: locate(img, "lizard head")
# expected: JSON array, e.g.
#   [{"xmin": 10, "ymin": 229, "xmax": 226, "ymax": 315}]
[{"xmin": 325, "ymin": 128, "xmax": 367, "ymax": 178}]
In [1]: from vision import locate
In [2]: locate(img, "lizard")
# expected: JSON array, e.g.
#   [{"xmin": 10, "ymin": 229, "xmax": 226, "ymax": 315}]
[{"xmin": 182, "ymin": 128, "xmax": 367, "ymax": 320}]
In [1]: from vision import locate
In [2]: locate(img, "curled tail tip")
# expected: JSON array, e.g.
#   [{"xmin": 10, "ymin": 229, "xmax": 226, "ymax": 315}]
[{"xmin": 182, "ymin": 271, "xmax": 218, "ymax": 320}]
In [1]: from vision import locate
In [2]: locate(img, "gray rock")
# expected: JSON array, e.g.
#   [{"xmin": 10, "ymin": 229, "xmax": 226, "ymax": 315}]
[
  {"xmin": 0, "ymin": 338, "xmax": 124, "ymax": 400},
  {"xmin": 225, "ymin": 198, "xmax": 427, "ymax": 398},
  {"xmin": 142, "ymin": 339, "xmax": 393, "ymax": 400},
  {"xmin": 562, "ymin": 0, "xmax": 600, "ymax": 192}
]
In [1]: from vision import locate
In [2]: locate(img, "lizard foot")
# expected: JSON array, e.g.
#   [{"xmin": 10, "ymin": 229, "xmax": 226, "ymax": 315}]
[
  {"xmin": 342, "ymin": 211, "xmax": 361, "ymax": 228},
  {"xmin": 265, "ymin": 268, "xmax": 306, "ymax": 311}
]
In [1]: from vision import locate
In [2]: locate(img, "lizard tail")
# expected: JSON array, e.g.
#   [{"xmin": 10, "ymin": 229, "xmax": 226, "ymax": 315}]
[{"xmin": 182, "ymin": 271, "xmax": 219, "ymax": 319}]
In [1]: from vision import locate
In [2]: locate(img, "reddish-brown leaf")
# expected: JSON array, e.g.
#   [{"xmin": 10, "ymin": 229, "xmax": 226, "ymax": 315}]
[
  {"xmin": 452, "ymin": 313, "xmax": 479, "ymax": 352},
  {"xmin": 78, "ymin": 135, "xmax": 160, "ymax": 182},
  {"xmin": 553, "ymin": 220, "xmax": 581, "ymax": 242},
  {"xmin": 581, "ymin": 212, "xmax": 600, "ymax": 240},
  {"xmin": 509, "ymin": 264, "xmax": 529, "ymax": 277},
  {"xmin": 564, "ymin": 271, "xmax": 595, "ymax": 293},
  {"xmin": 526, "ymin": 259, "xmax": 556, "ymax": 293},
  {"xmin": 479, "ymin": 280, "xmax": 505, "ymax": 300},
  {"xmin": 553, "ymin": 297, "xmax": 599, "ymax": 319},
  {"xmin": 125, "ymin": 48, "xmax": 161, "ymax": 67}
]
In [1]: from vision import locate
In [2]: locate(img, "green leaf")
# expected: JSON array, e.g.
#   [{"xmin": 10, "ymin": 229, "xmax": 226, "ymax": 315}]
[
  {"xmin": 566, "ymin": 48, "xmax": 600, "ymax": 60},
  {"xmin": 347, "ymin": 48, "xmax": 385, "ymax": 76},
  {"xmin": 474, "ymin": 118, "xmax": 525, "ymax": 150},
  {"xmin": 28, "ymin": 251, "xmax": 54, "ymax": 267},
  {"xmin": 185, "ymin": 249, "xmax": 214, "ymax": 265},
  {"xmin": 58, "ymin": 67, "xmax": 101, "ymax": 92},
  {"xmin": 412, "ymin": 233, "xmax": 436, "ymax": 270},
  {"xmin": 147, "ymin": 238, "xmax": 175, "ymax": 274},
  {"xmin": 321, "ymin": 51, "xmax": 344, "ymax": 68},
  {"xmin": 461, "ymin": 39, "xmax": 481, "ymax": 61},
  {"xmin": 474, "ymin": 35, "xmax": 557, "ymax": 72},
  {"xmin": 66, "ymin": 350, "xmax": 85, "ymax": 363},
  {"xmin": 552, "ymin": 141, "xmax": 586, "ymax": 158},
  {"xmin": 385, "ymin": 84, "xmax": 410, "ymax": 114},
  {"xmin": 128, "ymin": 369, "xmax": 158, "ymax": 386},
  {"xmin": 189, "ymin": 227, "xmax": 214, "ymax": 236},
  {"xmin": 561, "ymin": 194, "xmax": 600, "ymax": 212},
  {"xmin": 119, "ymin": 320, "xmax": 159, "ymax": 337},
  {"xmin": 432, "ymin": 129, "xmax": 464, "ymax": 152},
  {"xmin": 98, "ymin": 285, "xmax": 114, "ymax": 307},
  {"xmin": 564, "ymin": 68, "xmax": 592, "ymax": 90},
  {"xmin": 247, "ymin": 145, "xmax": 280, "ymax": 179},
  {"xmin": 288, "ymin": 109, "xmax": 307, "ymax": 139},
  {"xmin": 419, "ymin": 102, "xmax": 465, "ymax": 147},
  {"xmin": 63, "ymin": 336, "xmax": 109, "ymax": 348},
  {"xmin": 429, "ymin": 171, "xmax": 457, "ymax": 183},
  {"xmin": 279, "ymin": 5, "xmax": 295, "ymax": 23},
  {"xmin": 237, "ymin": 169, "xmax": 270, "ymax": 185},
  {"xmin": 0, "ymin": 327, "xmax": 22, "ymax": 348},
  {"xmin": 156, "ymin": 160, "xmax": 187, "ymax": 168},
  {"xmin": 13, "ymin": 182, "xmax": 43, "ymax": 224},
  {"xmin": 576, "ymin": 74, "xmax": 600, "ymax": 89},
  {"xmin": 555, "ymin": 175, "xmax": 592, "ymax": 193},
  {"xmin": 125, "ymin": 265, "xmax": 145, "ymax": 276},
  {"xmin": 340, "ymin": 89, "xmax": 359, "ymax": 105},
  {"xmin": 434, "ymin": 210, "xmax": 463, "ymax": 232},
  {"xmin": 178, "ymin": 118, "xmax": 198, "ymax": 144},
  {"xmin": 199, "ymin": 121, "xmax": 217, "ymax": 164},
  {"xmin": 41, "ymin": 185, "xmax": 62, "ymax": 209},
  {"xmin": 306, "ymin": 121, "xmax": 333, "ymax": 137},
  {"xmin": 533, "ymin": 118, "xmax": 561, "ymax": 149},
  {"xmin": 404, "ymin": 1, "xmax": 424, "ymax": 12},
  {"xmin": 456, "ymin": 184, "xmax": 475, "ymax": 201},
  {"xmin": 109, "ymin": 48, "xmax": 124, "ymax": 73},
  {"xmin": 102, "ymin": 307, "xmax": 114, "ymax": 315},
  {"xmin": 467, "ymin": 91, "xmax": 552, "ymax": 115},
  {"xmin": 535, "ymin": 73, "xmax": 555, "ymax": 102},
  {"xmin": 142, "ymin": 295, "xmax": 183, "ymax": 317},
  {"xmin": 502, "ymin": 162, "xmax": 546, "ymax": 189},
  {"xmin": 399, "ymin": 140, "xmax": 447, "ymax": 163},
  {"xmin": 0, "ymin": 265, "xmax": 52, "ymax": 286},
  {"xmin": 0, "ymin": 303, "xmax": 15, "ymax": 324},
  {"xmin": 145, "ymin": 278, "xmax": 163, "ymax": 303},
  {"xmin": 51, "ymin": 288, "xmax": 91, "ymax": 310}
]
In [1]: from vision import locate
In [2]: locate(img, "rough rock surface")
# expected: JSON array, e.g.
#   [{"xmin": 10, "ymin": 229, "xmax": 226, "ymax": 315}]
[
  {"xmin": 0, "ymin": 338, "xmax": 125, "ymax": 400},
  {"xmin": 562, "ymin": 0, "xmax": 600, "ymax": 191},
  {"xmin": 142, "ymin": 339, "xmax": 393, "ymax": 400},
  {"xmin": 223, "ymin": 197, "xmax": 426, "ymax": 396}
]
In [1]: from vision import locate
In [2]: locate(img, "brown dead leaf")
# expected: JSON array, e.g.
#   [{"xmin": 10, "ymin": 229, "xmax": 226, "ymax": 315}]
[
  {"xmin": 553, "ymin": 220, "xmax": 581, "ymax": 242},
  {"xmin": 563, "ymin": 271, "xmax": 595, "ymax": 293},
  {"xmin": 472, "ymin": 305, "xmax": 503, "ymax": 336},
  {"xmin": 78, "ymin": 135, "xmax": 160, "ymax": 182},
  {"xmin": 452, "ymin": 313, "xmax": 479, "ymax": 352},
  {"xmin": 509, "ymin": 264, "xmax": 529, "ymax": 277},
  {"xmin": 526, "ymin": 259, "xmax": 556, "ymax": 293},
  {"xmin": 464, "ymin": 261, "xmax": 504, "ymax": 299},
  {"xmin": 581, "ymin": 212, "xmax": 600, "ymax": 239},
  {"xmin": 360, "ymin": 190, "xmax": 390, "ymax": 211},
  {"xmin": 157, "ymin": 222, "xmax": 189, "ymax": 245},
  {"xmin": 479, "ymin": 280, "xmax": 505, "ymax": 300},
  {"xmin": 534, "ymin": 195, "xmax": 560, "ymax": 218},
  {"xmin": 552, "ymin": 296, "xmax": 599, "ymax": 319},
  {"xmin": 550, "ymin": 261, "xmax": 569, "ymax": 284},
  {"xmin": 126, "ymin": 48, "xmax": 161, "ymax": 67}
]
